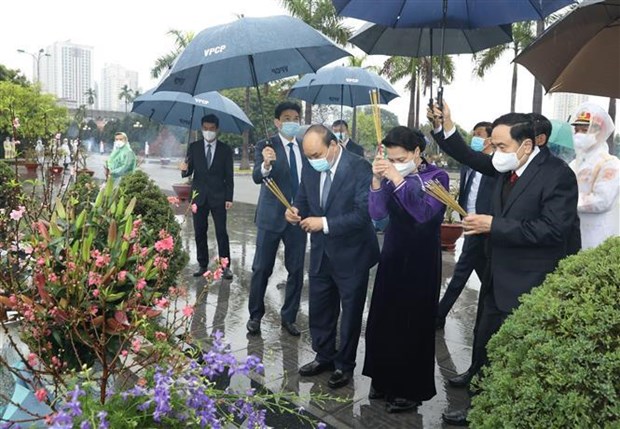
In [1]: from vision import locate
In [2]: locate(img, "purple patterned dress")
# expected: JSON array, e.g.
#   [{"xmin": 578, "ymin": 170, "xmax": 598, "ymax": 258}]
[{"xmin": 363, "ymin": 161, "xmax": 448, "ymax": 402}]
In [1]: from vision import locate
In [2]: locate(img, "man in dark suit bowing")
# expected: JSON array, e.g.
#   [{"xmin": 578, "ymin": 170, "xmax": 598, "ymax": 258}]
[
  {"xmin": 286, "ymin": 124, "xmax": 379, "ymax": 389},
  {"xmin": 332, "ymin": 119, "xmax": 365, "ymax": 157},
  {"xmin": 247, "ymin": 101, "xmax": 309, "ymax": 337},
  {"xmin": 181, "ymin": 114, "xmax": 234, "ymax": 279},
  {"xmin": 429, "ymin": 102, "xmax": 579, "ymax": 426}
]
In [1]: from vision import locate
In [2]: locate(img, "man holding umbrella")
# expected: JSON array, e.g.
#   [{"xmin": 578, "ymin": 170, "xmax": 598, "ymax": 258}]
[
  {"xmin": 181, "ymin": 114, "xmax": 234, "ymax": 280},
  {"xmin": 247, "ymin": 101, "xmax": 309, "ymax": 337}
]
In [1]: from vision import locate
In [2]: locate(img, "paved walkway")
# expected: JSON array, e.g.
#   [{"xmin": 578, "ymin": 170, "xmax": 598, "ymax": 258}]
[{"xmin": 25, "ymin": 156, "xmax": 479, "ymax": 428}]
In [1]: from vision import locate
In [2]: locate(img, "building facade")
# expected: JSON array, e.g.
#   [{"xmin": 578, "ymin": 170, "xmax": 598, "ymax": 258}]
[
  {"xmin": 40, "ymin": 40, "xmax": 94, "ymax": 109},
  {"xmin": 100, "ymin": 64, "xmax": 139, "ymax": 112}
]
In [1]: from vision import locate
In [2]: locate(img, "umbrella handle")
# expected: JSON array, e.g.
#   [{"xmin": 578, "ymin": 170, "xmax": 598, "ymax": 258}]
[{"xmin": 437, "ymin": 87, "xmax": 444, "ymax": 112}]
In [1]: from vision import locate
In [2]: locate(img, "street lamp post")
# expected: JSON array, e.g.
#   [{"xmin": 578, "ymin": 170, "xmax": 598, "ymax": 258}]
[{"xmin": 17, "ymin": 48, "xmax": 51, "ymax": 83}]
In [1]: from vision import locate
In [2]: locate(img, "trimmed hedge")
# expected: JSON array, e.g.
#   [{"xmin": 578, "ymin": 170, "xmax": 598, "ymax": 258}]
[{"xmin": 470, "ymin": 237, "xmax": 620, "ymax": 428}]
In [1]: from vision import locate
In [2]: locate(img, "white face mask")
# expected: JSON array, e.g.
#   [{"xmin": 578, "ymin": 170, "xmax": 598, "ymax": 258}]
[
  {"xmin": 572, "ymin": 133, "xmax": 597, "ymax": 153},
  {"xmin": 203, "ymin": 130, "xmax": 217, "ymax": 142},
  {"xmin": 492, "ymin": 149, "xmax": 521, "ymax": 173},
  {"xmin": 113, "ymin": 140, "xmax": 126, "ymax": 149},
  {"xmin": 393, "ymin": 160, "xmax": 416, "ymax": 177}
]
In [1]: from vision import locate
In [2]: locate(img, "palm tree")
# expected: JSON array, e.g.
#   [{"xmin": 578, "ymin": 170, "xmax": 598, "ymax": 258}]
[
  {"xmin": 151, "ymin": 30, "xmax": 195, "ymax": 79},
  {"xmin": 474, "ymin": 22, "xmax": 535, "ymax": 113},
  {"xmin": 84, "ymin": 88, "xmax": 96, "ymax": 119},
  {"xmin": 118, "ymin": 85, "xmax": 134, "ymax": 115},
  {"xmin": 531, "ymin": 20, "xmax": 545, "ymax": 114},
  {"xmin": 381, "ymin": 56, "xmax": 454, "ymax": 129},
  {"xmin": 280, "ymin": 0, "xmax": 352, "ymax": 124}
]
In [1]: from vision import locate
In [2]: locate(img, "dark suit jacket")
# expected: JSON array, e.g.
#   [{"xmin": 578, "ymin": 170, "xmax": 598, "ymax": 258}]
[
  {"xmin": 182, "ymin": 139, "xmax": 233, "ymax": 207},
  {"xmin": 252, "ymin": 135, "xmax": 310, "ymax": 233},
  {"xmin": 433, "ymin": 130, "xmax": 579, "ymax": 312},
  {"xmin": 458, "ymin": 165, "xmax": 495, "ymax": 217},
  {"xmin": 294, "ymin": 148, "xmax": 380, "ymax": 277},
  {"xmin": 344, "ymin": 139, "xmax": 365, "ymax": 157}
]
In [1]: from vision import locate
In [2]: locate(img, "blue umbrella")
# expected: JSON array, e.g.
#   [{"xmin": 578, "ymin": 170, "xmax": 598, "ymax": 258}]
[
  {"xmin": 332, "ymin": 0, "xmax": 575, "ymax": 28},
  {"xmin": 131, "ymin": 89, "xmax": 253, "ymax": 135},
  {"xmin": 288, "ymin": 65, "xmax": 399, "ymax": 107},
  {"xmin": 155, "ymin": 15, "xmax": 350, "ymax": 139}
]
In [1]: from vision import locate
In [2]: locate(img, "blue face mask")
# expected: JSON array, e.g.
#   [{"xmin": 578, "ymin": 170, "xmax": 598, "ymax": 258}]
[
  {"xmin": 470, "ymin": 136, "xmax": 485, "ymax": 152},
  {"xmin": 281, "ymin": 122, "xmax": 300, "ymax": 138},
  {"xmin": 308, "ymin": 145, "xmax": 333, "ymax": 172}
]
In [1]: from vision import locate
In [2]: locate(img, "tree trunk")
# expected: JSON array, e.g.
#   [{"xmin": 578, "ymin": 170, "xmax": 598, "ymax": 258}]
[
  {"xmin": 531, "ymin": 21, "xmax": 545, "ymax": 113},
  {"xmin": 608, "ymin": 97, "xmax": 617, "ymax": 152},
  {"xmin": 241, "ymin": 87, "xmax": 251, "ymax": 170},
  {"xmin": 407, "ymin": 65, "xmax": 417, "ymax": 129},
  {"xmin": 352, "ymin": 107, "xmax": 357, "ymax": 141},
  {"xmin": 510, "ymin": 58, "xmax": 518, "ymax": 113},
  {"xmin": 304, "ymin": 101, "xmax": 312, "ymax": 125}
]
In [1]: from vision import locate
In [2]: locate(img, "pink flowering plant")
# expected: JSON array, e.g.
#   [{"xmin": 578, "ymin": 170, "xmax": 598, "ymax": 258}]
[{"xmin": 0, "ymin": 179, "xmax": 195, "ymax": 419}]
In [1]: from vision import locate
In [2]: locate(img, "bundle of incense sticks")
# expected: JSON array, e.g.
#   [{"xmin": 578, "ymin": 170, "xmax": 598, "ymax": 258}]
[
  {"xmin": 423, "ymin": 179, "xmax": 468, "ymax": 217},
  {"xmin": 369, "ymin": 89, "xmax": 383, "ymax": 155},
  {"xmin": 263, "ymin": 177, "xmax": 292, "ymax": 210}
]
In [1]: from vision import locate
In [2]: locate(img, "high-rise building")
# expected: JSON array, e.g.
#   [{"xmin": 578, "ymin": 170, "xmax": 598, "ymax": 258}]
[
  {"xmin": 39, "ymin": 40, "xmax": 94, "ymax": 109},
  {"xmin": 100, "ymin": 64, "xmax": 139, "ymax": 112},
  {"xmin": 552, "ymin": 93, "xmax": 589, "ymax": 123}
]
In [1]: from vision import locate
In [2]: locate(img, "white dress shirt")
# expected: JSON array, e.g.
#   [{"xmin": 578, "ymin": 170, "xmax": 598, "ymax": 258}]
[
  {"xmin": 261, "ymin": 134, "xmax": 302, "ymax": 180},
  {"xmin": 320, "ymin": 144, "xmax": 344, "ymax": 234}
]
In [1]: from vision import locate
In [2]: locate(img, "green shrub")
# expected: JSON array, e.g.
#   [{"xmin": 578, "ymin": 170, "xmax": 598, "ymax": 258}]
[
  {"xmin": 118, "ymin": 170, "xmax": 188, "ymax": 286},
  {"xmin": 470, "ymin": 237, "xmax": 620, "ymax": 428},
  {"xmin": 69, "ymin": 172, "xmax": 99, "ymax": 213},
  {"xmin": 0, "ymin": 161, "xmax": 21, "ymax": 211}
]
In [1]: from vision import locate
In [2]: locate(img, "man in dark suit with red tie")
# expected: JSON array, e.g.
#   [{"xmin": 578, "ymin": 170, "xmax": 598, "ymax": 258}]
[
  {"xmin": 285, "ymin": 124, "xmax": 379, "ymax": 389},
  {"xmin": 181, "ymin": 114, "xmax": 234, "ymax": 279},
  {"xmin": 247, "ymin": 101, "xmax": 309, "ymax": 337},
  {"xmin": 429, "ymin": 102, "xmax": 579, "ymax": 426}
]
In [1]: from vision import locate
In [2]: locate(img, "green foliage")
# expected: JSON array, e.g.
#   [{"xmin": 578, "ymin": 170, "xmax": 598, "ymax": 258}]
[
  {"xmin": 0, "ymin": 161, "xmax": 21, "ymax": 212},
  {"xmin": 469, "ymin": 237, "xmax": 620, "ymax": 428},
  {"xmin": 118, "ymin": 170, "xmax": 188, "ymax": 286},
  {"xmin": 0, "ymin": 64, "xmax": 29, "ymax": 86},
  {"xmin": 353, "ymin": 106, "xmax": 400, "ymax": 152},
  {"xmin": 69, "ymin": 172, "xmax": 99, "ymax": 213},
  {"xmin": 0, "ymin": 80, "xmax": 69, "ymax": 142}
]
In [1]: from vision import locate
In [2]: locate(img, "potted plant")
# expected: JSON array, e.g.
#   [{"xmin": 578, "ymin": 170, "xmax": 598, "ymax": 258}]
[
  {"xmin": 75, "ymin": 141, "xmax": 94, "ymax": 176},
  {"xmin": 440, "ymin": 184, "xmax": 464, "ymax": 251},
  {"xmin": 23, "ymin": 147, "xmax": 39, "ymax": 172},
  {"xmin": 47, "ymin": 139, "xmax": 64, "ymax": 175},
  {"xmin": 172, "ymin": 179, "xmax": 192, "ymax": 202}
]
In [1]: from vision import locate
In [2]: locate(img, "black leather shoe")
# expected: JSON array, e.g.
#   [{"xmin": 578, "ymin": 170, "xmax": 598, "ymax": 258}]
[
  {"xmin": 368, "ymin": 384, "xmax": 385, "ymax": 400},
  {"xmin": 442, "ymin": 408, "xmax": 469, "ymax": 426},
  {"xmin": 193, "ymin": 267, "xmax": 208, "ymax": 277},
  {"xmin": 328, "ymin": 369, "xmax": 352, "ymax": 389},
  {"xmin": 435, "ymin": 316, "xmax": 446, "ymax": 330},
  {"xmin": 246, "ymin": 319, "xmax": 261, "ymax": 335},
  {"xmin": 281, "ymin": 321, "xmax": 300, "ymax": 336},
  {"xmin": 448, "ymin": 370, "xmax": 472, "ymax": 387},
  {"xmin": 222, "ymin": 267, "xmax": 233, "ymax": 280},
  {"xmin": 386, "ymin": 398, "xmax": 421, "ymax": 413},
  {"xmin": 298, "ymin": 360, "xmax": 334, "ymax": 376}
]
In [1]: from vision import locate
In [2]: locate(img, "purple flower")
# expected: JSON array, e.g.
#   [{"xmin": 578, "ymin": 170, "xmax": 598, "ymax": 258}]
[
  {"xmin": 97, "ymin": 411, "xmax": 109, "ymax": 429},
  {"xmin": 80, "ymin": 421, "xmax": 91, "ymax": 429},
  {"xmin": 317, "ymin": 423, "xmax": 327, "ymax": 429}
]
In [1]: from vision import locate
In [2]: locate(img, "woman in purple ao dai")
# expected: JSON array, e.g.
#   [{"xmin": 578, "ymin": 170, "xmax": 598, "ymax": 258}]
[{"xmin": 363, "ymin": 126, "xmax": 448, "ymax": 413}]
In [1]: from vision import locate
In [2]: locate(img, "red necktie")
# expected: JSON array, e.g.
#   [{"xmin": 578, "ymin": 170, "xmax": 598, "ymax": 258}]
[{"xmin": 510, "ymin": 172, "xmax": 519, "ymax": 184}]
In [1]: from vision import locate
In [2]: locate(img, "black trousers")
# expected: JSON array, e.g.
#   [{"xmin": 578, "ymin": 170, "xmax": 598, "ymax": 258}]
[
  {"xmin": 437, "ymin": 234, "xmax": 487, "ymax": 320},
  {"xmin": 193, "ymin": 202, "xmax": 230, "ymax": 268},
  {"xmin": 248, "ymin": 224, "xmax": 306, "ymax": 324},
  {"xmin": 470, "ymin": 282, "xmax": 509, "ymax": 379},
  {"xmin": 309, "ymin": 253, "xmax": 369, "ymax": 372}
]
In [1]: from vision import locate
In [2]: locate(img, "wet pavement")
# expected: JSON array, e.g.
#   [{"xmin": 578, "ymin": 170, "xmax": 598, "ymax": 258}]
[
  {"xmin": 174, "ymin": 199, "xmax": 478, "ymax": 429},
  {"xmin": 17, "ymin": 157, "xmax": 479, "ymax": 428}
]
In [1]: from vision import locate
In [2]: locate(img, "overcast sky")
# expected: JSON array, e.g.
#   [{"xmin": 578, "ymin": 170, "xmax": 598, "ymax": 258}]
[{"xmin": 2, "ymin": 0, "xmax": 614, "ymax": 132}]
